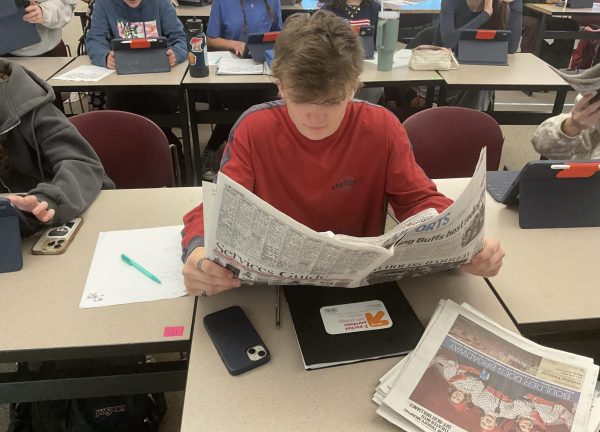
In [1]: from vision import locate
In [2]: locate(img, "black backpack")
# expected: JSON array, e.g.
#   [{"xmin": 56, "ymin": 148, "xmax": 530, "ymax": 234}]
[{"xmin": 9, "ymin": 393, "xmax": 167, "ymax": 432}]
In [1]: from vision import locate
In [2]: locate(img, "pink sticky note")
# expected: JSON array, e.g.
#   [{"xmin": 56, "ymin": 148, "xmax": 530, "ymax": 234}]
[{"xmin": 163, "ymin": 326, "xmax": 185, "ymax": 337}]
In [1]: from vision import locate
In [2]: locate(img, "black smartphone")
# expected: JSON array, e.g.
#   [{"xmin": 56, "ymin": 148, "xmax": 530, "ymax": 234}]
[
  {"xmin": 203, "ymin": 306, "xmax": 270, "ymax": 375},
  {"xmin": 14, "ymin": 0, "xmax": 30, "ymax": 10}
]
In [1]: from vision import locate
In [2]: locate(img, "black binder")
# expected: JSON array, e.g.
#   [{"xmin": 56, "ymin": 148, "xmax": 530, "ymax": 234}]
[
  {"xmin": 517, "ymin": 160, "xmax": 600, "ymax": 229},
  {"xmin": 285, "ymin": 282, "xmax": 423, "ymax": 370}
]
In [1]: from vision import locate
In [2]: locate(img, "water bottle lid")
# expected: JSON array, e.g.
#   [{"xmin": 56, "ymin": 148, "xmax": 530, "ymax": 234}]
[{"xmin": 186, "ymin": 18, "xmax": 203, "ymax": 32}]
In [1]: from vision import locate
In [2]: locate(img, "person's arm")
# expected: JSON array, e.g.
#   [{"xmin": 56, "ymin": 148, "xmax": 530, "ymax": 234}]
[
  {"xmin": 205, "ymin": 0, "xmax": 246, "ymax": 56},
  {"xmin": 532, "ymin": 93, "xmax": 600, "ymax": 159},
  {"xmin": 385, "ymin": 112, "xmax": 504, "ymax": 277},
  {"xmin": 181, "ymin": 117, "xmax": 256, "ymax": 296},
  {"xmin": 24, "ymin": 102, "xmax": 111, "ymax": 227},
  {"xmin": 38, "ymin": 0, "xmax": 77, "ymax": 29},
  {"xmin": 439, "ymin": 0, "xmax": 491, "ymax": 49},
  {"xmin": 272, "ymin": 0, "xmax": 283, "ymax": 31},
  {"xmin": 85, "ymin": 0, "xmax": 112, "ymax": 67},
  {"xmin": 159, "ymin": 0, "xmax": 187, "ymax": 64},
  {"xmin": 507, "ymin": 0, "xmax": 522, "ymax": 53}
]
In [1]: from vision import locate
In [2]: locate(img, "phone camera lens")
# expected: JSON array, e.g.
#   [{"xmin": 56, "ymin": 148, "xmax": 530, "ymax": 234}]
[
  {"xmin": 258, "ymin": 350, "xmax": 266, "ymax": 357},
  {"xmin": 48, "ymin": 241, "xmax": 56, "ymax": 246},
  {"xmin": 57, "ymin": 239, "xmax": 65, "ymax": 244},
  {"xmin": 247, "ymin": 348, "xmax": 256, "ymax": 354},
  {"xmin": 54, "ymin": 244, "xmax": 61, "ymax": 249}
]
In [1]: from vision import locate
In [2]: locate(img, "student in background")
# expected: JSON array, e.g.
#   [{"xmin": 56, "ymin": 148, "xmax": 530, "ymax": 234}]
[
  {"xmin": 532, "ymin": 92, "xmax": 600, "ymax": 159},
  {"xmin": 9, "ymin": 0, "xmax": 76, "ymax": 57},
  {"xmin": 200, "ymin": 0, "xmax": 283, "ymax": 181},
  {"xmin": 433, "ymin": 0, "xmax": 522, "ymax": 110},
  {"xmin": 86, "ymin": 0, "xmax": 187, "ymax": 171},
  {"xmin": 180, "ymin": 11, "xmax": 505, "ymax": 297},
  {"xmin": 0, "ymin": 59, "xmax": 114, "ymax": 237},
  {"xmin": 322, "ymin": 0, "xmax": 384, "ymax": 104}
]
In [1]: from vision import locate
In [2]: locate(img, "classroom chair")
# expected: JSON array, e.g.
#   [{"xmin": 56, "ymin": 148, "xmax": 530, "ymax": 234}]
[
  {"xmin": 403, "ymin": 107, "xmax": 504, "ymax": 179},
  {"xmin": 70, "ymin": 110, "xmax": 180, "ymax": 188}
]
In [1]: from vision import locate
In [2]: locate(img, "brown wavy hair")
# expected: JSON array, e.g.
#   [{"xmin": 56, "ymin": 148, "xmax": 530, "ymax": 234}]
[{"xmin": 272, "ymin": 10, "xmax": 363, "ymax": 104}]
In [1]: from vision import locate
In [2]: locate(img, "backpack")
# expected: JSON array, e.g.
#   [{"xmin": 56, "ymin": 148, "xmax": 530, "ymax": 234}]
[
  {"xmin": 569, "ymin": 27, "xmax": 600, "ymax": 71},
  {"xmin": 8, "ymin": 393, "xmax": 167, "ymax": 432}
]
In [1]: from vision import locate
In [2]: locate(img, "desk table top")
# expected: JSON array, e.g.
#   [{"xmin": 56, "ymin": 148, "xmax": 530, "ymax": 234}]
[
  {"xmin": 2, "ymin": 56, "xmax": 74, "ymax": 81},
  {"xmin": 525, "ymin": 2, "xmax": 600, "ymax": 15}
]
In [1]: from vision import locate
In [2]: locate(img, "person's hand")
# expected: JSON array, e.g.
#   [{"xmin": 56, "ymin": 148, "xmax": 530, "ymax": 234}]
[
  {"xmin": 166, "ymin": 48, "xmax": 177, "ymax": 67},
  {"xmin": 6, "ymin": 194, "xmax": 55, "ymax": 223},
  {"xmin": 230, "ymin": 41, "xmax": 246, "ymax": 57},
  {"xmin": 182, "ymin": 247, "xmax": 241, "ymax": 297},
  {"xmin": 106, "ymin": 51, "xmax": 116, "ymax": 69},
  {"xmin": 23, "ymin": 1, "xmax": 44, "ymax": 24},
  {"xmin": 459, "ymin": 237, "xmax": 505, "ymax": 277},
  {"xmin": 561, "ymin": 93, "xmax": 600, "ymax": 137},
  {"xmin": 483, "ymin": 0, "xmax": 494, "ymax": 15}
]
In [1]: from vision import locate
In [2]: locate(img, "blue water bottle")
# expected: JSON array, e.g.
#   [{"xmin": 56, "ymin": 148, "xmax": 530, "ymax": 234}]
[{"xmin": 186, "ymin": 19, "xmax": 209, "ymax": 78}]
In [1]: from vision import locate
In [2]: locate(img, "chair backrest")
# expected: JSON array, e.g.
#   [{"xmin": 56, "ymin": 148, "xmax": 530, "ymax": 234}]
[
  {"xmin": 70, "ymin": 110, "xmax": 174, "ymax": 188},
  {"xmin": 402, "ymin": 107, "xmax": 504, "ymax": 179}
]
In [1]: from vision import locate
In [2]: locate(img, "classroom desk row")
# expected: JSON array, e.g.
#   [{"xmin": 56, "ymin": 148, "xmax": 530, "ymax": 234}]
[
  {"xmin": 3, "ymin": 53, "xmax": 570, "ymax": 185},
  {"xmin": 1, "ymin": 179, "xmax": 598, "ymax": 411}
]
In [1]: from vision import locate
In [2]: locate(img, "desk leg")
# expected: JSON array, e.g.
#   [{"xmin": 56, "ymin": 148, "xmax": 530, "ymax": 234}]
[
  {"xmin": 188, "ymin": 90, "xmax": 203, "ymax": 186},
  {"xmin": 425, "ymin": 85, "xmax": 435, "ymax": 108},
  {"xmin": 552, "ymin": 88, "xmax": 568, "ymax": 116},
  {"xmin": 179, "ymin": 88, "xmax": 194, "ymax": 186},
  {"xmin": 437, "ymin": 84, "xmax": 447, "ymax": 106},
  {"xmin": 534, "ymin": 14, "xmax": 547, "ymax": 57}
]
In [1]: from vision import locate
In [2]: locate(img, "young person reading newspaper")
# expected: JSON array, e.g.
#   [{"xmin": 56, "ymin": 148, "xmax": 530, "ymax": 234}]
[{"xmin": 180, "ymin": 11, "xmax": 505, "ymax": 297}]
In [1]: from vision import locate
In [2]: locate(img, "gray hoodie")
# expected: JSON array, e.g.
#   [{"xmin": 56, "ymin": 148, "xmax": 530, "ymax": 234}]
[{"xmin": 0, "ymin": 58, "xmax": 114, "ymax": 236}]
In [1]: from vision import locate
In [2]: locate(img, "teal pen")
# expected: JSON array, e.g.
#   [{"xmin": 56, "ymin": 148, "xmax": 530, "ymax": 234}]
[{"xmin": 120, "ymin": 253, "xmax": 162, "ymax": 284}]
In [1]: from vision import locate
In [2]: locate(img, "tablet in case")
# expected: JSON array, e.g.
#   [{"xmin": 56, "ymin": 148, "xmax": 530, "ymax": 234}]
[
  {"xmin": 457, "ymin": 29, "xmax": 510, "ymax": 66},
  {"xmin": 111, "ymin": 37, "xmax": 170, "ymax": 75},
  {"xmin": 245, "ymin": 31, "xmax": 279, "ymax": 63},
  {"xmin": 517, "ymin": 161, "xmax": 600, "ymax": 229},
  {"xmin": 352, "ymin": 25, "xmax": 375, "ymax": 59},
  {"xmin": 567, "ymin": 0, "xmax": 593, "ymax": 8},
  {"xmin": 0, "ymin": 197, "xmax": 23, "ymax": 273}
]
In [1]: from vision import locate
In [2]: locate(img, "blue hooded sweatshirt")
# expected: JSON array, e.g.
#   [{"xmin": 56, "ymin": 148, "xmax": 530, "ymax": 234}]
[{"xmin": 86, "ymin": 0, "xmax": 187, "ymax": 68}]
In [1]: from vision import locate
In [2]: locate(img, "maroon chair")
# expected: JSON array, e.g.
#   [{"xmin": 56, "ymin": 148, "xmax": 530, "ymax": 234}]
[
  {"xmin": 402, "ymin": 107, "xmax": 504, "ymax": 179},
  {"xmin": 70, "ymin": 110, "xmax": 177, "ymax": 188}
]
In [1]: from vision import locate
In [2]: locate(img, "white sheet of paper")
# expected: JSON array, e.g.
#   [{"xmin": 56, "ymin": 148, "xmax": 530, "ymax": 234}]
[
  {"xmin": 80, "ymin": 226, "xmax": 187, "ymax": 308},
  {"xmin": 365, "ymin": 49, "xmax": 412, "ymax": 68},
  {"xmin": 207, "ymin": 51, "xmax": 235, "ymax": 65},
  {"xmin": 52, "ymin": 65, "xmax": 115, "ymax": 82},
  {"xmin": 216, "ymin": 58, "xmax": 264, "ymax": 75}
]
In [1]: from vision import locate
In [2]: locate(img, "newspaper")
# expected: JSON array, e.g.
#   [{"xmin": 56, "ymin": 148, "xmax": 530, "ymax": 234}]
[
  {"xmin": 550, "ymin": 65, "xmax": 600, "ymax": 94},
  {"xmin": 202, "ymin": 149, "xmax": 488, "ymax": 288},
  {"xmin": 375, "ymin": 300, "xmax": 600, "ymax": 432}
]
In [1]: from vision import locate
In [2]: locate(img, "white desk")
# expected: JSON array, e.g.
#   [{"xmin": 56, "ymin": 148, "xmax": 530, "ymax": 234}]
[
  {"xmin": 1, "ymin": 56, "xmax": 74, "ymax": 81},
  {"xmin": 0, "ymin": 187, "xmax": 201, "ymax": 402},
  {"xmin": 180, "ymin": 179, "xmax": 517, "ymax": 432},
  {"xmin": 438, "ymin": 53, "xmax": 571, "ymax": 124}
]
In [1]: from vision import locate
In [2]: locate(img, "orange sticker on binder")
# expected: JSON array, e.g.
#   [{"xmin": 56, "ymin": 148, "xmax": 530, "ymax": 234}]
[
  {"xmin": 476, "ymin": 30, "xmax": 497, "ymax": 40},
  {"xmin": 556, "ymin": 163, "xmax": 600, "ymax": 178}
]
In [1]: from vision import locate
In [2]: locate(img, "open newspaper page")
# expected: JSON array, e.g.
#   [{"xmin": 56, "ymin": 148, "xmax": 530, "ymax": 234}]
[
  {"xmin": 204, "ymin": 149, "xmax": 486, "ymax": 287},
  {"xmin": 357, "ymin": 149, "xmax": 487, "ymax": 286},
  {"xmin": 378, "ymin": 301, "xmax": 599, "ymax": 432},
  {"xmin": 204, "ymin": 173, "xmax": 392, "ymax": 287}
]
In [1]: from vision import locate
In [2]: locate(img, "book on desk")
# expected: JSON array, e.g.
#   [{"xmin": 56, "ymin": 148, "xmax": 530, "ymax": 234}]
[{"xmin": 284, "ymin": 281, "xmax": 424, "ymax": 370}]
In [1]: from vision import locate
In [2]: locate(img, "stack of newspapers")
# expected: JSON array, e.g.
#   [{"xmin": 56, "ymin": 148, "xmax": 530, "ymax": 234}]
[{"xmin": 373, "ymin": 300, "xmax": 600, "ymax": 432}]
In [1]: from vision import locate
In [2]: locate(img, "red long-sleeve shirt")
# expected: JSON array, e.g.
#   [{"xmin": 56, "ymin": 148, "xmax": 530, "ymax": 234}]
[{"xmin": 181, "ymin": 100, "xmax": 452, "ymax": 259}]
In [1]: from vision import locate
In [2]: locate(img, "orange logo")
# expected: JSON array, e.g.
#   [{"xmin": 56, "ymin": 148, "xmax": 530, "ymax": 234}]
[{"xmin": 365, "ymin": 311, "xmax": 389, "ymax": 327}]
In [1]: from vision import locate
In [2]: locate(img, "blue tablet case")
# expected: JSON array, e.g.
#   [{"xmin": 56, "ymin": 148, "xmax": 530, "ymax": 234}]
[
  {"xmin": 0, "ymin": 197, "xmax": 23, "ymax": 273},
  {"xmin": 245, "ymin": 32, "xmax": 279, "ymax": 63},
  {"xmin": 0, "ymin": 1, "xmax": 40, "ymax": 55},
  {"xmin": 458, "ymin": 29, "xmax": 510, "ymax": 66}
]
